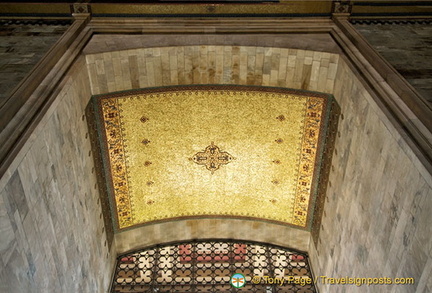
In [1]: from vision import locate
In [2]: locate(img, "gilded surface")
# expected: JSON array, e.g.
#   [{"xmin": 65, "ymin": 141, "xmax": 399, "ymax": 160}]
[
  {"xmin": 101, "ymin": 98, "xmax": 133, "ymax": 227},
  {"xmin": 97, "ymin": 87, "xmax": 328, "ymax": 229}
]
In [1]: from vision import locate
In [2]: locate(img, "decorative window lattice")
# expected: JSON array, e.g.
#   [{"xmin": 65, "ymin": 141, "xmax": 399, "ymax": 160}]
[{"xmin": 112, "ymin": 240, "xmax": 317, "ymax": 293}]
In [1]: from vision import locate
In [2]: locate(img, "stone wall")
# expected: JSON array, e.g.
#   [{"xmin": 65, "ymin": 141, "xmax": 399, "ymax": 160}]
[
  {"xmin": 0, "ymin": 56, "xmax": 115, "ymax": 293},
  {"xmin": 116, "ymin": 218, "xmax": 310, "ymax": 255},
  {"xmin": 85, "ymin": 45, "xmax": 340, "ymax": 96},
  {"xmin": 82, "ymin": 34, "xmax": 341, "ymax": 56},
  {"xmin": 309, "ymin": 58, "xmax": 432, "ymax": 293}
]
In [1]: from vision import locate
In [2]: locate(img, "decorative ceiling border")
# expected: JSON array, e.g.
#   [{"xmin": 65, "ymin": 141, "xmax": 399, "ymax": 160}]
[
  {"xmin": 87, "ymin": 84, "xmax": 339, "ymax": 233},
  {"xmin": 311, "ymin": 97, "xmax": 340, "ymax": 247}
]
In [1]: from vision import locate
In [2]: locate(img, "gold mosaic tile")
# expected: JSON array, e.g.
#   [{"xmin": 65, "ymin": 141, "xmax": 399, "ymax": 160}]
[{"xmin": 91, "ymin": 85, "xmax": 335, "ymax": 231}]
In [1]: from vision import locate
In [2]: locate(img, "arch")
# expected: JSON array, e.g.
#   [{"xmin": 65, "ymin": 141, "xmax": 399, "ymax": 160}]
[{"xmin": 84, "ymin": 44, "xmax": 341, "ymax": 256}]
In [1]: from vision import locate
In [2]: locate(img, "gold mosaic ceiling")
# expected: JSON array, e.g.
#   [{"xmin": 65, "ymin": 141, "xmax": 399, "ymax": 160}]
[{"xmin": 90, "ymin": 85, "xmax": 337, "ymax": 231}]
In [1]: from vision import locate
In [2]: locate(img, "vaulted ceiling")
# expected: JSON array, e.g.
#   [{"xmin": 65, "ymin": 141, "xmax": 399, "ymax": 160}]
[{"xmin": 88, "ymin": 85, "xmax": 339, "ymax": 231}]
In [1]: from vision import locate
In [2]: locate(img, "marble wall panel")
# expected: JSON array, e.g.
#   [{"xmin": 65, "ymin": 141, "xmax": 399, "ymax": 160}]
[
  {"xmin": 115, "ymin": 219, "xmax": 311, "ymax": 255},
  {"xmin": 85, "ymin": 45, "xmax": 340, "ymax": 96},
  {"xmin": 0, "ymin": 57, "xmax": 115, "ymax": 293},
  {"xmin": 309, "ymin": 58, "xmax": 432, "ymax": 293}
]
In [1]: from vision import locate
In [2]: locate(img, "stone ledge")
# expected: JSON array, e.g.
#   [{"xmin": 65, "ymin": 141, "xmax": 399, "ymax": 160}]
[{"xmin": 115, "ymin": 218, "xmax": 311, "ymax": 255}]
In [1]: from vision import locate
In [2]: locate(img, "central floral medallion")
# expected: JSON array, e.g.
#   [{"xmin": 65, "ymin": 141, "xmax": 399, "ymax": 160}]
[{"xmin": 191, "ymin": 142, "xmax": 235, "ymax": 174}]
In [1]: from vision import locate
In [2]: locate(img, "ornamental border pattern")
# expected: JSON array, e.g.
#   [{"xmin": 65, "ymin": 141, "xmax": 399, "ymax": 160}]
[
  {"xmin": 293, "ymin": 96, "xmax": 325, "ymax": 227},
  {"xmin": 100, "ymin": 98, "xmax": 133, "ymax": 228}
]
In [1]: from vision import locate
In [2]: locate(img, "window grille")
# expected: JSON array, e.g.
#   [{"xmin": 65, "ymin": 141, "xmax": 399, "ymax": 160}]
[{"xmin": 112, "ymin": 239, "xmax": 316, "ymax": 293}]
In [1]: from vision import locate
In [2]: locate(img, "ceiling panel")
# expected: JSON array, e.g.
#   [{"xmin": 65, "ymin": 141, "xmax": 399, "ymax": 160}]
[{"xmin": 89, "ymin": 85, "xmax": 337, "ymax": 231}]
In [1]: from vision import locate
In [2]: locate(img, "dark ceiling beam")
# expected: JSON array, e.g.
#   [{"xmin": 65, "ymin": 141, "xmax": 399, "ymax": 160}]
[
  {"xmin": 87, "ymin": 1, "xmax": 332, "ymax": 17},
  {"xmin": 0, "ymin": 2, "xmax": 332, "ymax": 18},
  {"xmin": 1, "ymin": 1, "xmax": 432, "ymax": 18},
  {"xmin": 0, "ymin": 3, "xmax": 72, "ymax": 19},
  {"xmin": 351, "ymin": 0, "xmax": 432, "ymax": 18}
]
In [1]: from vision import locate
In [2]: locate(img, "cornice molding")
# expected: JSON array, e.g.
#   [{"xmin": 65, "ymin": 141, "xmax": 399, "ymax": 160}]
[
  {"xmin": 1, "ymin": 1, "xmax": 432, "ymax": 19},
  {"xmin": 0, "ymin": 18, "xmax": 92, "ymax": 179},
  {"xmin": 332, "ymin": 16, "xmax": 432, "ymax": 173}
]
